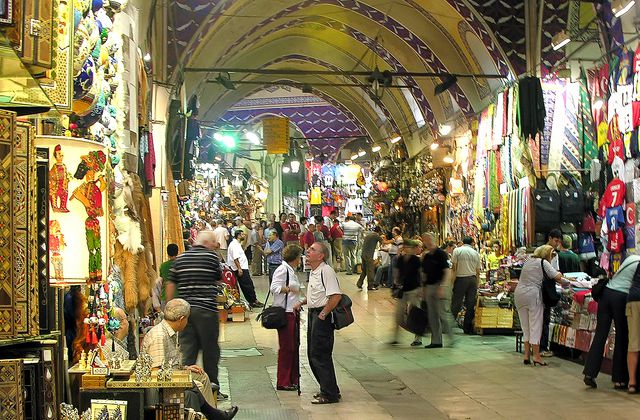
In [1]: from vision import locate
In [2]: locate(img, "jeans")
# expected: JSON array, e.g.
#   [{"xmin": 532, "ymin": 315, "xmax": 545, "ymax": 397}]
[
  {"xmin": 583, "ymin": 288, "xmax": 629, "ymax": 383},
  {"xmin": 308, "ymin": 308, "xmax": 340, "ymax": 400},
  {"xmin": 343, "ymin": 240, "xmax": 357, "ymax": 274},
  {"xmin": 374, "ymin": 264, "xmax": 389, "ymax": 287},
  {"xmin": 180, "ymin": 307, "xmax": 221, "ymax": 385},
  {"xmin": 451, "ymin": 275, "xmax": 478, "ymax": 334},
  {"xmin": 387, "ymin": 255, "xmax": 398, "ymax": 288},
  {"xmin": 268, "ymin": 263, "xmax": 280, "ymax": 284},
  {"xmin": 425, "ymin": 284, "xmax": 454, "ymax": 345}
]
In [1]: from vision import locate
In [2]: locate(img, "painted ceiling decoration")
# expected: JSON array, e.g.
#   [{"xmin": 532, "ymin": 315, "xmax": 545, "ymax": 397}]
[{"xmin": 165, "ymin": 0, "xmax": 582, "ymax": 153}]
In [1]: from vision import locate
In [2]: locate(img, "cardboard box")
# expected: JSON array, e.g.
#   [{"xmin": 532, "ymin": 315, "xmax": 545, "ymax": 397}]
[{"xmin": 231, "ymin": 306, "xmax": 245, "ymax": 322}]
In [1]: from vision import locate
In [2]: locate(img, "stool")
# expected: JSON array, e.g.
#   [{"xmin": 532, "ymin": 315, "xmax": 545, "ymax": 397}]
[{"xmin": 515, "ymin": 330, "xmax": 523, "ymax": 353}]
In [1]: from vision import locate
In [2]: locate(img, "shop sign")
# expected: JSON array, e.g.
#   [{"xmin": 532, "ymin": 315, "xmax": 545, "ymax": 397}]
[{"xmin": 263, "ymin": 117, "xmax": 290, "ymax": 154}]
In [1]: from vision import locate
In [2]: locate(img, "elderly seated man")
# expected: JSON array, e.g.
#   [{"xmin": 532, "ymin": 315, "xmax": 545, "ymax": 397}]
[{"xmin": 142, "ymin": 299, "xmax": 238, "ymax": 420}]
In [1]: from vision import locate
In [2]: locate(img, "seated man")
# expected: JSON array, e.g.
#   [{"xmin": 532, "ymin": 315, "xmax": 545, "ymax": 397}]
[{"xmin": 142, "ymin": 299, "xmax": 238, "ymax": 420}]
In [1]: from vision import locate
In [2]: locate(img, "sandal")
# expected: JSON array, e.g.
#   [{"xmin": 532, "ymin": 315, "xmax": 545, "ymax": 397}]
[{"xmin": 628, "ymin": 385, "xmax": 637, "ymax": 394}]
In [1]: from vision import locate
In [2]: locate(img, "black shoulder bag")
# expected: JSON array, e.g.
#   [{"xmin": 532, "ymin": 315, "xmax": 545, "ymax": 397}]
[
  {"xmin": 320, "ymin": 271, "xmax": 354, "ymax": 330},
  {"xmin": 256, "ymin": 270, "xmax": 289, "ymax": 329},
  {"xmin": 541, "ymin": 259, "xmax": 561, "ymax": 307}
]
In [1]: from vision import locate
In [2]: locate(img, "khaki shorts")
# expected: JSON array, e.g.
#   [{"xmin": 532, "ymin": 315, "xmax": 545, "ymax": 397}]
[{"xmin": 626, "ymin": 302, "xmax": 640, "ymax": 352}]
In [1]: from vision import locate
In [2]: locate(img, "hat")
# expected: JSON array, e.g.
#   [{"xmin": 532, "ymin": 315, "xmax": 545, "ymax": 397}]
[
  {"xmin": 82, "ymin": 150, "xmax": 106, "ymax": 171},
  {"xmin": 234, "ymin": 216, "xmax": 243, "ymax": 221}
]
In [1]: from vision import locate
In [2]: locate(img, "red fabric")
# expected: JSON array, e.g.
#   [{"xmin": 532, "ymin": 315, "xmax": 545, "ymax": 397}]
[
  {"xmin": 587, "ymin": 300, "xmax": 598, "ymax": 314},
  {"xmin": 581, "ymin": 213, "xmax": 596, "ymax": 233},
  {"xmin": 276, "ymin": 312, "xmax": 299, "ymax": 388},
  {"xmin": 598, "ymin": 179, "xmax": 626, "ymax": 217},
  {"xmin": 330, "ymin": 224, "xmax": 343, "ymax": 239},
  {"xmin": 608, "ymin": 230, "xmax": 624, "ymax": 252},
  {"xmin": 318, "ymin": 224, "xmax": 330, "ymax": 241},
  {"xmin": 573, "ymin": 290, "xmax": 590, "ymax": 305},
  {"xmin": 589, "ymin": 64, "xmax": 610, "ymax": 128},
  {"xmin": 282, "ymin": 222, "xmax": 300, "ymax": 242}
]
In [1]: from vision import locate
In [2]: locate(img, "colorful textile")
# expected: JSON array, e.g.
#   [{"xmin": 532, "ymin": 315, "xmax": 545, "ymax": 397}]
[
  {"xmin": 579, "ymin": 68, "xmax": 598, "ymax": 172},
  {"xmin": 562, "ymin": 84, "xmax": 584, "ymax": 183}
]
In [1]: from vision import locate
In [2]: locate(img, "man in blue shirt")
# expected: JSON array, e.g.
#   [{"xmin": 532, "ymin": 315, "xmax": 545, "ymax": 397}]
[{"xmin": 264, "ymin": 230, "xmax": 284, "ymax": 284}]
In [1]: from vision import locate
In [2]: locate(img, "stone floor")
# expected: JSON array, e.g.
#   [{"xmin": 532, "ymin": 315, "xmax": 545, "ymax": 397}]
[{"xmin": 212, "ymin": 272, "xmax": 640, "ymax": 419}]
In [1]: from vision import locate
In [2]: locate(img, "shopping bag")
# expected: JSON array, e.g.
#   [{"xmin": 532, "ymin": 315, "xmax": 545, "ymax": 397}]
[{"xmin": 404, "ymin": 303, "xmax": 430, "ymax": 336}]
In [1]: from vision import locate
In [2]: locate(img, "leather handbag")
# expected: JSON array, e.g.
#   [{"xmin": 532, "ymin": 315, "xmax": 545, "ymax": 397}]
[
  {"xmin": 560, "ymin": 176, "xmax": 584, "ymax": 223},
  {"xmin": 321, "ymin": 272, "xmax": 354, "ymax": 330},
  {"xmin": 256, "ymin": 270, "xmax": 289, "ymax": 329},
  {"xmin": 540, "ymin": 259, "xmax": 561, "ymax": 307},
  {"xmin": 533, "ymin": 180, "xmax": 561, "ymax": 233}
]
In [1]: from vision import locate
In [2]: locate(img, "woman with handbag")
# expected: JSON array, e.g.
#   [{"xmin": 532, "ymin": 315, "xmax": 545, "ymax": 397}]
[
  {"xmin": 270, "ymin": 244, "xmax": 303, "ymax": 391},
  {"xmin": 514, "ymin": 245, "xmax": 570, "ymax": 366},
  {"xmin": 583, "ymin": 255, "xmax": 640, "ymax": 389}
]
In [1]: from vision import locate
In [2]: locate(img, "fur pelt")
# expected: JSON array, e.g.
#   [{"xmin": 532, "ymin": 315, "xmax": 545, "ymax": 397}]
[
  {"xmin": 114, "ymin": 240, "xmax": 139, "ymax": 312},
  {"xmin": 70, "ymin": 289, "xmax": 89, "ymax": 364}
]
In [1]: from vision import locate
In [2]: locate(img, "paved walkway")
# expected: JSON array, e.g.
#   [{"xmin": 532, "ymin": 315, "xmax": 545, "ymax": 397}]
[{"xmin": 214, "ymin": 272, "xmax": 640, "ymax": 419}]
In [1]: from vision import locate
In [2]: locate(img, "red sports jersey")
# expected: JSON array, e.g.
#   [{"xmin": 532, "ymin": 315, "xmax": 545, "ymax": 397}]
[
  {"xmin": 599, "ymin": 179, "xmax": 626, "ymax": 216},
  {"xmin": 608, "ymin": 115, "xmax": 625, "ymax": 164},
  {"xmin": 608, "ymin": 230, "xmax": 624, "ymax": 253}
]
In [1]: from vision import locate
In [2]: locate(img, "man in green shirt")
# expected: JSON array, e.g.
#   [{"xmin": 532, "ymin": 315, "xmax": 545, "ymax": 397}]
[
  {"xmin": 160, "ymin": 243, "xmax": 179, "ymax": 302},
  {"xmin": 558, "ymin": 235, "xmax": 581, "ymax": 273}
]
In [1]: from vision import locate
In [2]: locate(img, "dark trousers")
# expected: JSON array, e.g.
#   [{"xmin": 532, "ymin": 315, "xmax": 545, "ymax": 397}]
[
  {"xmin": 277, "ymin": 312, "xmax": 299, "ymax": 388},
  {"xmin": 583, "ymin": 288, "xmax": 629, "ymax": 383},
  {"xmin": 357, "ymin": 256, "xmax": 376, "ymax": 288},
  {"xmin": 180, "ymin": 307, "xmax": 220, "ymax": 386},
  {"xmin": 268, "ymin": 263, "xmax": 280, "ymax": 285},
  {"xmin": 185, "ymin": 385, "xmax": 227, "ymax": 420},
  {"xmin": 451, "ymin": 275, "xmax": 478, "ymax": 334},
  {"xmin": 386, "ymin": 255, "xmax": 397, "ymax": 287},
  {"xmin": 308, "ymin": 308, "xmax": 340, "ymax": 400},
  {"xmin": 234, "ymin": 269, "xmax": 257, "ymax": 303},
  {"xmin": 540, "ymin": 306, "xmax": 551, "ymax": 351}
]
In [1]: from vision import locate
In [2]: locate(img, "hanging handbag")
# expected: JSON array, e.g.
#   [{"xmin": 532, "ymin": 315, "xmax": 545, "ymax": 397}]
[
  {"xmin": 560, "ymin": 176, "xmax": 585, "ymax": 223},
  {"xmin": 533, "ymin": 179, "xmax": 561, "ymax": 233},
  {"xmin": 540, "ymin": 259, "xmax": 561, "ymax": 307},
  {"xmin": 321, "ymin": 272, "xmax": 354, "ymax": 330},
  {"xmin": 256, "ymin": 270, "xmax": 289, "ymax": 329}
]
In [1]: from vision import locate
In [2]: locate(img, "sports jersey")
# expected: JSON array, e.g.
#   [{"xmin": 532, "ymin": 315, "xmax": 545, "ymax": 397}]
[
  {"xmin": 606, "ymin": 206, "xmax": 625, "ymax": 231},
  {"xmin": 612, "ymin": 156, "xmax": 626, "ymax": 182},
  {"xmin": 597, "ymin": 121, "xmax": 609, "ymax": 148},
  {"xmin": 599, "ymin": 179, "xmax": 627, "ymax": 216},
  {"xmin": 627, "ymin": 202, "xmax": 637, "ymax": 226},
  {"xmin": 633, "ymin": 44, "xmax": 640, "ymax": 128},
  {"xmin": 626, "ymin": 226, "xmax": 636, "ymax": 250},
  {"xmin": 309, "ymin": 187, "xmax": 322, "ymax": 205},
  {"xmin": 608, "ymin": 230, "xmax": 624, "ymax": 253},
  {"xmin": 608, "ymin": 115, "xmax": 625, "ymax": 163}
]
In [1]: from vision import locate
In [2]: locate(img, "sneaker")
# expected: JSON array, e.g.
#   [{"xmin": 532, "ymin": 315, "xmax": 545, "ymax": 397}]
[{"xmin": 368, "ymin": 286, "xmax": 378, "ymax": 291}]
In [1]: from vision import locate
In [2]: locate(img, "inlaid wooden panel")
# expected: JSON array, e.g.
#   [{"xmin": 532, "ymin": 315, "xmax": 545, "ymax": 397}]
[
  {"xmin": 0, "ymin": 359, "xmax": 24, "ymax": 419},
  {"xmin": 0, "ymin": 110, "xmax": 15, "ymax": 338}
]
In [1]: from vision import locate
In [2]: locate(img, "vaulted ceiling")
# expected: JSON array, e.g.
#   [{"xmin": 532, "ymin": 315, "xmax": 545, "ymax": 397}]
[{"xmin": 160, "ymin": 0, "xmax": 571, "ymax": 150}]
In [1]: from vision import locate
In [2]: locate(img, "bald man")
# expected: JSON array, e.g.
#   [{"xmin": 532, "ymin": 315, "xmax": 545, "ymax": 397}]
[{"xmin": 167, "ymin": 230, "xmax": 224, "ymax": 392}]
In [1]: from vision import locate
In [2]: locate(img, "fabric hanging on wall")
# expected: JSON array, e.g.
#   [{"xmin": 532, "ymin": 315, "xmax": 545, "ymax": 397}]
[
  {"xmin": 548, "ymin": 86, "xmax": 567, "ymax": 175},
  {"xmin": 541, "ymin": 83, "xmax": 559, "ymax": 171},
  {"xmin": 561, "ymin": 83, "xmax": 584, "ymax": 184},
  {"xmin": 494, "ymin": 94, "xmax": 504, "ymax": 149},
  {"xmin": 518, "ymin": 76, "xmax": 546, "ymax": 141},
  {"xmin": 588, "ymin": 64, "xmax": 610, "ymax": 128},
  {"xmin": 578, "ymin": 68, "xmax": 599, "ymax": 174}
]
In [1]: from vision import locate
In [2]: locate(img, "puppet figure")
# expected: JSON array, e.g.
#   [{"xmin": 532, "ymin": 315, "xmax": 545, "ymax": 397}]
[
  {"xmin": 49, "ymin": 144, "xmax": 72, "ymax": 212},
  {"xmin": 49, "ymin": 220, "xmax": 66, "ymax": 282}
]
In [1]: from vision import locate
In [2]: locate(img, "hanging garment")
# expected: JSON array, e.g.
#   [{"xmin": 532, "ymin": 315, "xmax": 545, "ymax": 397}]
[
  {"xmin": 541, "ymin": 82, "xmax": 560, "ymax": 172},
  {"xmin": 518, "ymin": 76, "xmax": 546, "ymax": 141},
  {"xmin": 579, "ymin": 68, "xmax": 598, "ymax": 172},
  {"xmin": 608, "ymin": 115, "xmax": 625, "ymax": 164},
  {"xmin": 561, "ymin": 84, "xmax": 584, "ymax": 184},
  {"xmin": 548, "ymin": 88, "xmax": 567, "ymax": 175},
  {"xmin": 588, "ymin": 64, "xmax": 610, "ymax": 128}
]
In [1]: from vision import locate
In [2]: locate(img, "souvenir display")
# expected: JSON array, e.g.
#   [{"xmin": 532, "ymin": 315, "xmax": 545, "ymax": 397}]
[{"xmin": 49, "ymin": 144, "xmax": 72, "ymax": 212}]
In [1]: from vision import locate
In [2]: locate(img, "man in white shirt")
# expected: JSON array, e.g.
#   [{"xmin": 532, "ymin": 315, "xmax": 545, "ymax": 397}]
[
  {"xmin": 212, "ymin": 220, "xmax": 230, "ymax": 261},
  {"xmin": 342, "ymin": 216, "xmax": 364, "ymax": 275},
  {"xmin": 227, "ymin": 231, "xmax": 262, "ymax": 308},
  {"xmin": 451, "ymin": 237, "xmax": 481, "ymax": 334},
  {"xmin": 294, "ymin": 242, "xmax": 342, "ymax": 404}
]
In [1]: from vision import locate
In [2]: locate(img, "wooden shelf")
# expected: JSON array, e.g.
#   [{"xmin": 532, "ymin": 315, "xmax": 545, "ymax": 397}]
[{"xmin": 0, "ymin": 331, "xmax": 61, "ymax": 347}]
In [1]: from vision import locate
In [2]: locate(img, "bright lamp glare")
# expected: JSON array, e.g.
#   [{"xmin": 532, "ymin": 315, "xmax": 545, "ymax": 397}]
[
  {"xmin": 221, "ymin": 135, "xmax": 236, "ymax": 148},
  {"xmin": 245, "ymin": 131, "xmax": 260, "ymax": 144},
  {"xmin": 213, "ymin": 132, "xmax": 223, "ymax": 141},
  {"xmin": 430, "ymin": 142, "xmax": 439, "ymax": 151},
  {"xmin": 613, "ymin": 0, "xmax": 635, "ymax": 17},
  {"xmin": 439, "ymin": 124, "xmax": 452, "ymax": 136},
  {"xmin": 290, "ymin": 160, "xmax": 301, "ymax": 173},
  {"xmin": 443, "ymin": 155, "xmax": 454, "ymax": 164},
  {"xmin": 390, "ymin": 135, "xmax": 401, "ymax": 144},
  {"xmin": 282, "ymin": 166, "xmax": 291, "ymax": 174},
  {"xmin": 358, "ymin": 149, "xmax": 366, "ymax": 157},
  {"xmin": 351, "ymin": 153, "xmax": 359, "ymax": 160},
  {"xmin": 372, "ymin": 145, "xmax": 382, "ymax": 153},
  {"xmin": 143, "ymin": 52, "xmax": 151, "ymax": 62},
  {"xmin": 593, "ymin": 98, "xmax": 604, "ymax": 111}
]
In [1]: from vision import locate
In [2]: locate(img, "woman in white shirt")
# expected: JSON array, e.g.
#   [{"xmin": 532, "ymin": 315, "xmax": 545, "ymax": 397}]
[{"xmin": 270, "ymin": 244, "xmax": 303, "ymax": 391}]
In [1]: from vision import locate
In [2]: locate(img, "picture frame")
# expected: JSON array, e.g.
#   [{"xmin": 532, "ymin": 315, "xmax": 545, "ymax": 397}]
[{"xmin": 0, "ymin": 0, "xmax": 12, "ymax": 24}]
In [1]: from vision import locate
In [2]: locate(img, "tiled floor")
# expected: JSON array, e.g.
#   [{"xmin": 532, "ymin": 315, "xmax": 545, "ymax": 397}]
[{"xmin": 214, "ymin": 272, "xmax": 640, "ymax": 419}]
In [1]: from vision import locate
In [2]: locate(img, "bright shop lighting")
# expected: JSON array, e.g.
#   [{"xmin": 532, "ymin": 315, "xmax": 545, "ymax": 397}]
[
  {"xmin": 290, "ymin": 160, "xmax": 301, "ymax": 173},
  {"xmin": 358, "ymin": 148, "xmax": 366, "ymax": 157},
  {"xmin": 371, "ymin": 144, "xmax": 382, "ymax": 153},
  {"xmin": 430, "ymin": 141, "xmax": 439, "ymax": 151},
  {"xmin": 443, "ymin": 154, "xmax": 455, "ymax": 164},
  {"xmin": 143, "ymin": 52, "xmax": 151, "ymax": 62},
  {"xmin": 612, "ymin": 0, "xmax": 635, "ymax": 17},
  {"xmin": 245, "ymin": 131, "xmax": 261, "ymax": 145},
  {"xmin": 221, "ymin": 134, "xmax": 236, "ymax": 148},
  {"xmin": 351, "ymin": 152, "xmax": 359, "ymax": 160},
  {"xmin": 282, "ymin": 166, "xmax": 291, "ymax": 174},
  {"xmin": 389, "ymin": 135, "xmax": 401, "ymax": 144},
  {"xmin": 213, "ymin": 132, "xmax": 223, "ymax": 141},
  {"xmin": 439, "ymin": 124, "xmax": 452, "ymax": 136}
]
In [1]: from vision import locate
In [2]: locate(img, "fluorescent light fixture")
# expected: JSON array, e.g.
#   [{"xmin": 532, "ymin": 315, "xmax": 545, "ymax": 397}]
[
  {"xmin": 439, "ymin": 124, "xmax": 452, "ymax": 136},
  {"xmin": 593, "ymin": 98, "xmax": 604, "ymax": 111},
  {"xmin": 552, "ymin": 30, "xmax": 571, "ymax": 51},
  {"xmin": 351, "ymin": 153, "xmax": 359, "ymax": 160},
  {"xmin": 371, "ymin": 144, "xmax": 382, "ymax": 153},
  {"xmin": 290, "ymin": 160, "xmax": 301, "ymax": 173},
  {"xmin": 430, "ymin": 141, "xmax": 439, "ymax": 151},
  {"xmin": 214, "ymin": 154, "xmax": 223, "ymax": 162},
  {"xmin": 213, "ymin": 132, "xmax": 223, "ymax": 141},
  {"xmin": 221, "ymin": 134, "xmax": 236, "ymax": 148},
  {"xmin": 443, "ymin": 154, "xmax": 455, "ymax": 164},
  {"xmin": 612, "ymin": 0, "xmax": 635, "ymax": 17},
  {"xmin": 143, "ymin": 52, "xmax": 151, "ymax": 62},
  {"xmin": 390, "ymin": 135, "xmax": 401, "ymax": 144},
  {"xmin": 358, "ymin": 148, "xmax": 366, "ymax": 157},
  {"xmin": 282, "ymin": 166, "xmax": 291, "ymax": 174},
  {"xmin": 245, "ymin": 131, "xmax": 260, "ymax": 145}
]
